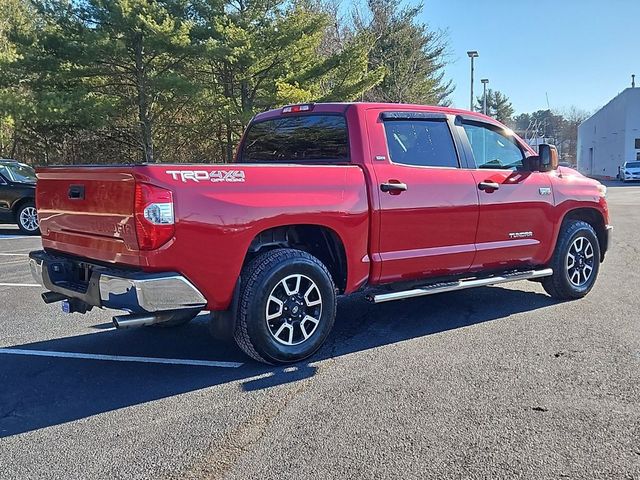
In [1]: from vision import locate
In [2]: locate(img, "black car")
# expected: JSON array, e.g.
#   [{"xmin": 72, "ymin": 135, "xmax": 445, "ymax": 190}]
[{"xmin": 0, "ymin": 159, "xmax": 39, "ymax": 234}]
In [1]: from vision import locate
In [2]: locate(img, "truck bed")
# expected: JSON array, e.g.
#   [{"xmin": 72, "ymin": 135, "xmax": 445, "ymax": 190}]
[{"xmin": 36, "ymin": 164, "xmax": 370, "ymax": 310}]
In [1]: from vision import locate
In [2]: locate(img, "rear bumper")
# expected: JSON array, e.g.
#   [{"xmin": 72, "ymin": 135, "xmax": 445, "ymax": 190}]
[{"xmin": 29, "ymin": 250, "xmax": 207, "ymax": 313}]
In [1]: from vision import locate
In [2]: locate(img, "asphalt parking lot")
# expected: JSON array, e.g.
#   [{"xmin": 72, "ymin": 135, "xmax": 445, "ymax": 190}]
[{"xmin": 0, "ymin": 183, "xmax": 639, "ymax": 480}]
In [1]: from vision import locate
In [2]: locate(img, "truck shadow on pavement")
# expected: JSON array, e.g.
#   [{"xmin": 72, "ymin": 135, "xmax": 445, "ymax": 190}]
[{"xmin": 0, "ymin": 285, "xmax": 558, "ymax": 437}]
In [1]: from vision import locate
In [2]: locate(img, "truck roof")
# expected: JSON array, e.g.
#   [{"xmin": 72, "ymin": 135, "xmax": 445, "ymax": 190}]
[{"xmin": 253, "ymin": 102, "xmax": 501, "ymax": 126}]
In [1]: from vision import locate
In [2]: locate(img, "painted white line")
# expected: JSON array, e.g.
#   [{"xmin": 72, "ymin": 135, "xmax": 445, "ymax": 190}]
[
  {"xmin": 0, "ymin": 348, "xmax": 244, "ymax": 368},
  {"xmin": 0, "ymin": 283, "xmax": 41, "ymax": 287},
  {"xmin": 0, "ymin": 253, "xmax": 29, "ymax": 256},
  {"xmin": 0, "ymin": 260, "xmax": 28, "ymax": 266},
  {"xmin": 0, "ymin": 235, "xmax": 39, "ymax": 240}
]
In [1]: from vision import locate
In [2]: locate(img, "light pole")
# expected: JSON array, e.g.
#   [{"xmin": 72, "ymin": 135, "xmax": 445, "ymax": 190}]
[
  {"xmin": 481, "ymin": 79, "xmax": 489, "ymax": 115},
  {"xmin": 467, "ymin": 51, "xmax": 479, "ymax": 111}
]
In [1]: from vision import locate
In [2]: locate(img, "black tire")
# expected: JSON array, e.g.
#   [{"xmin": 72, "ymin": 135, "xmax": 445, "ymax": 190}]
[
  {"xmin": 16, "ymin": 201, "xmax": 40, "ymax": 235},
  {"xmin": 542, "ymin": 220, "xmax": 600, "ymax": 300},
  {"xmin": 234, "ymin": 248, "xmax": 337, "ymax": 364}
]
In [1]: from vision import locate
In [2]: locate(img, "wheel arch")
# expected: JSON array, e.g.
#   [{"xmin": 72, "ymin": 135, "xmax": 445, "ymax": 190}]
[
  {"xmin": 244, "ymin": 224, "xmax": 348, "ymax": 293},
  {"xmin": 560, "ymin": 207, "xmax": 607, "ymax": 261},
  {"xmin": 11, "ymin": 196, "xmax": 35, "ymax": 220}
]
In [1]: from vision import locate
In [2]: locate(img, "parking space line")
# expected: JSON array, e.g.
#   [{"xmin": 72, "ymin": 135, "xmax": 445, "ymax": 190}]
[
  {"xmin": 0, "ymin": 348, "xmax": 244, "ymax": 368},
  {"xmin": 0, "ymin": 253, "xmax": 29, "ymax": 256},
  {"xmin": 0, "ymin": 283, "xmax": 41, "ymax": 287},
  {"xmin": 0, "ymin": 235, "xmax": 39, "ymax": 239}
]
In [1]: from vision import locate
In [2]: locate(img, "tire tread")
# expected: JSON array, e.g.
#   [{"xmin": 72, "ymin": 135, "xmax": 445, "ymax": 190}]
[
  {"xmin": 542, "ymin": 220, "xmax": 599, "ymax": 300},
  {"xmin": 233, "ymin": 248, "xmax": 336, "ymax": 364}
]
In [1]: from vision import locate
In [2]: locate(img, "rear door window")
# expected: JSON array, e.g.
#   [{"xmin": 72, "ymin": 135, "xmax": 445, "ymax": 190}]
[
  {"xmin": 240, "ymin": 115, "xmax": 349, "ymax": 163},
  {"xmin": 383, "ymin": 119, "xmax": 459, "ymax": 168}
]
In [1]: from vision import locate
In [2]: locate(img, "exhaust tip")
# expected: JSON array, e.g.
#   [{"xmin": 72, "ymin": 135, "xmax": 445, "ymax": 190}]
[
  {"xmin": 112, "ymin": 309, "xmax": 201, "ymax": 329},
  {"xmin": 112, "ymin": 313, "xmax": 159, "ymax": 329}
]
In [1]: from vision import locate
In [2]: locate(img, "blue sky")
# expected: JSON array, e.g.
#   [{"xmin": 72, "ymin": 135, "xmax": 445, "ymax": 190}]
[{"xmin": 422, "ymin": 0, "xmax": 639, "ymax": 115}]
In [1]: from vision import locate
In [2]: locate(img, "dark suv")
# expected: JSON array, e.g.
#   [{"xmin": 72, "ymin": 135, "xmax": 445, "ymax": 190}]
[{"xmin": 0, "ymin": 159, "xmax": 39, "ymax": 234}]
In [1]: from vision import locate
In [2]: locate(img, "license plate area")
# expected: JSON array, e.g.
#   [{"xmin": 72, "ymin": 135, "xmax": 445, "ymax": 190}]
[{"xmin": 47, "ymin": 259, "xmax": 93, "ymax": 294}]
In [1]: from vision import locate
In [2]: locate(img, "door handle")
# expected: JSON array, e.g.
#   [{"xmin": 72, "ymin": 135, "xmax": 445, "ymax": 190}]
[
  {"xmin": 478, "ymin": 181, "xmax": 500, "ymax": 191},
  {"xmin": 380, "ymin": 182, "xmax": 408, "ymax": 193}
]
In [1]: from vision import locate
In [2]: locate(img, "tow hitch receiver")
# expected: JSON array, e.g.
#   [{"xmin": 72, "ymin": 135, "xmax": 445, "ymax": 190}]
[{"xmin": 61, "ymin": 298, "xmax": 93, "ymax": 314}]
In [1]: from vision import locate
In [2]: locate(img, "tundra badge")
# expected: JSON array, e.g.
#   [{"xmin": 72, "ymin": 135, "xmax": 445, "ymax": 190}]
[{"xmin": 509, "ymin": 231, "xmax": 534, "ymax": 239}]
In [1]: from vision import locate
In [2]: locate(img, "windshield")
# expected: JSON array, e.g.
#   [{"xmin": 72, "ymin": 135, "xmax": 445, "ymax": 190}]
[
  {"xmin": 625, "ymin": 162, "xmax": 640, "ymax": 169},
  {"xmin": 0, "ymin": 162, "xmax": 36, "ymax": 183}
]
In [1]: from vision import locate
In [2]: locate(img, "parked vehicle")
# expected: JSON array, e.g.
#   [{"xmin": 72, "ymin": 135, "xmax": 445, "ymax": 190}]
[
  {"xmin": 619, "ymin": 161, "xmax": 640, "ymax": 182},
  {"xmin": 29, "ymin": 103, "xmax": 611, "ymax": 364},
  {"xmin": 0, "ymin": 159, "xmax": 39, "ymax": 234}
]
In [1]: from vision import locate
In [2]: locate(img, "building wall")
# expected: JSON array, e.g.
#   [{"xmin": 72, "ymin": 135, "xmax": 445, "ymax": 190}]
[
  {"xmin": 625, "ymin": 98, "xmax": 640, "ymax": 165},
  {"xmin": 578, "ymin": 88, "xmax": 640, "ymax": 179}
]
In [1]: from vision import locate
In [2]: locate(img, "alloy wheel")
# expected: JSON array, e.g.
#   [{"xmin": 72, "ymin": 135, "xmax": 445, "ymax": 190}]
[
  {"xmin": 566, "ymin": 236, "xmax": 595, "ymax": 287},
  {"xmin": 265, "ymin": 274, "xmax": 322, "ymax": 346},
  {"xmin": 19, "ymin": 206, "xmax": 39, "ymax": 232}
]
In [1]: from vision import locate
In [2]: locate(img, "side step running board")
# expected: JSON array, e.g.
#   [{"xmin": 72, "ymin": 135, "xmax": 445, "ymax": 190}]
[{"xmin": 367, "ymin": 268, "xmax": 553, "ymax": 304}]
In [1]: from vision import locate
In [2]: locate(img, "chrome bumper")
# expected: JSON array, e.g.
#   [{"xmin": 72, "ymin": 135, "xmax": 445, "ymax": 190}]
[{"xmin": 29, "ymin": 250, "xmax": 207, "ymax": 313}]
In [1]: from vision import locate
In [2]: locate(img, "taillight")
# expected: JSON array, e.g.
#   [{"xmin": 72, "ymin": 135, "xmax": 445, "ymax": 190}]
[{"xmin": 134, "ymin": 183, "xmax": 175, "ymax": 250}]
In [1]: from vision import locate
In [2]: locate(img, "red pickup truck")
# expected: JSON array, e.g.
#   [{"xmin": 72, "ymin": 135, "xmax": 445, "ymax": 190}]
[{"xmin": 29, "ymin": 103, "xmax": 611, "ymax": 364}]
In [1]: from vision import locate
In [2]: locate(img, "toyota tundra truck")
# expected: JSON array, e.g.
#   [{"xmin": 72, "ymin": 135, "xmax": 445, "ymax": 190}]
[{"xmin": 29, "ymin": 103, "xmax": 611, "ymax": 364}]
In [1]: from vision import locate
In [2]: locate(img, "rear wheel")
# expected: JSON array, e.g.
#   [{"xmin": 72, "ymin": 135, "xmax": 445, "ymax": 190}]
[
  {"xmin": 16, "ymin": 202, "xmax": 40, "ymax": 235},
  {"xmin": 542, "ymin": 220, "xmax": 600, "ymax": 300},
  {"xmin": 234, "ymin": 248, "xmax": 336, "ymax": 364}
]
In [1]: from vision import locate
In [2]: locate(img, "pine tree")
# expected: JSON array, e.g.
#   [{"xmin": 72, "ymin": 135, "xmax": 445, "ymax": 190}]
[
  {"xmin": 191, "ymin": 0, "xmax": 384, "ymax": 162},
  {"xmin": 0, "ymin": 0, "xmax": 29, "ymax": 158},
  {"xmin": 476, "ymin": 89, "xmax": 514, "ymax": 124},
  {"xmin": 0, "ymin": 0, "xmax": 102, "ymax": 163},
  {"xmin": 355, "ymin": 0, "xmax": 453, "ymax": 105},
  {"xmin": 3, "ymin": 0, "xmax": 198, "ymax": 163},
  {"xmin": 2, "ymin": 0, "xmax": 413, "ymax": 164}
]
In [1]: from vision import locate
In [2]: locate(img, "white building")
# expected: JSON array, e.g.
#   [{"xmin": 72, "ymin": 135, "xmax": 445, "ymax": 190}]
[{"xmin": 578, "ymin": 87, "xmax": 640, "ymax": 179}]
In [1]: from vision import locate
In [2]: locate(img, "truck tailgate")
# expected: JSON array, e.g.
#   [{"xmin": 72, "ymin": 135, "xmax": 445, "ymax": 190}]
[{"xmin": 36, "ymin": 167, "xmax": 140, "ymax": 264}]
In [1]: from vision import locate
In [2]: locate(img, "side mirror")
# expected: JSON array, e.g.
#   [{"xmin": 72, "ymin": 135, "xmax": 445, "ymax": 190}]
[{"xmin": 538, "ymin": 144, "xmax": 559, "ymax": 171}]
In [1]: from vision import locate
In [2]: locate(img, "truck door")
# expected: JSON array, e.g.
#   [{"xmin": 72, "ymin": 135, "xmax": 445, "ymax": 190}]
[
  {"xmin": 368, "ymin": 110, "xmax": 479, "ymax": 284},
  {"xmin": 0, "ymin": 173, "xmax": 10, "ymax": 218},
  {"xmin": 460, "ymin": 121, "xmax": 555, "ymax": 270}
]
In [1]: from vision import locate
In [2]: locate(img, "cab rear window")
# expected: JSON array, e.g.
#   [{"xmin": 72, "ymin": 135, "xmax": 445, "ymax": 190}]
[{"xmin": 240, "ymin": 115, "xmax": 349, "ymax": 163}]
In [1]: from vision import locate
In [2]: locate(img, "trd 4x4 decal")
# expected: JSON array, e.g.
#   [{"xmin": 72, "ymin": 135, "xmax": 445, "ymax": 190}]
[{"xmin": 166, "ymin": 170, "xmax": 245, "ymax": 183}]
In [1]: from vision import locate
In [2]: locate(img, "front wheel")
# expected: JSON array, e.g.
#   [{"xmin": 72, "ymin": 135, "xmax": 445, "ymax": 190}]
[
  {"xmin": 16, "ymin": 202, "xmax": 40, "ymax": 235},
  {"xmin": 234, "ymin": 249, "xmax": 337, "ymax": 364},
  {"xmin": 542, "ymin": 220, "xmax": 601, "ymax": 300}
]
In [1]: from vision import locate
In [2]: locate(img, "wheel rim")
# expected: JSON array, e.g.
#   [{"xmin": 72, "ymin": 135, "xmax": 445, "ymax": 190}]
[
  {"xmin": 19, "ymin": 206, "xmax": 39, "ymax": 232},
  {"xmin": 265, "ymin": 274, "xmax": 322, "ymax": 346},
  {"xmin": 566, "ymin": 236, "xmax": 595, "ymax": 287}
]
